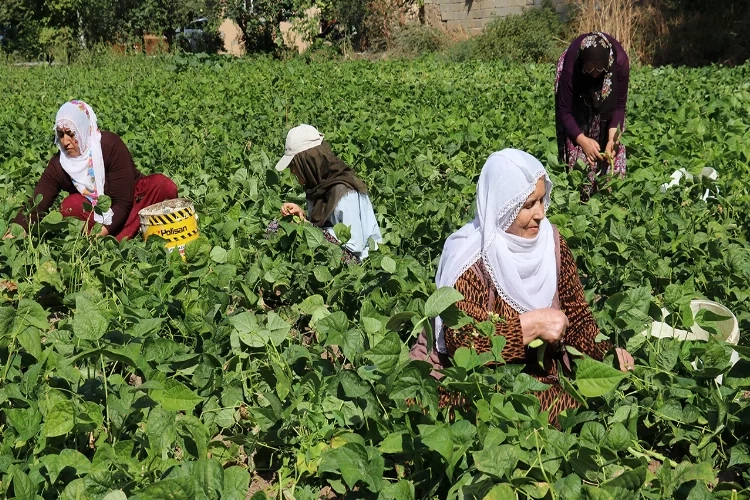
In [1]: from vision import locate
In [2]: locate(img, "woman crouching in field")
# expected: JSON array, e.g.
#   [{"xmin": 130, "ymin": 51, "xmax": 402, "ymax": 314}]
[
  {"xmin": 414, "ymin": 149, "xmax": 633, "ymax": 427},
  {"xmin": 274, "ymin": 124, "xmax": 382, "ymax": 263},
  {"xmin": 5, "ymin": 100, "xmax": 177, "ymax": 241}
]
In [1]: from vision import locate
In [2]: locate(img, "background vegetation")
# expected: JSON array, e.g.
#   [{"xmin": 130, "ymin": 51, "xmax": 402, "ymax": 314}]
[{"xmin": 1, "ymin": 0, "xmax": 748, "ymax": 66}]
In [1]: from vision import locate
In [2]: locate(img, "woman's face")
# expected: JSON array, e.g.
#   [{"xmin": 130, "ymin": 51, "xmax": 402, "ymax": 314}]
[
  {"xmin": 583, "ymin": 65, "xmax": 604, "ymax": 79},
  {"xmin": 506, "ymin": 177, "xmax": 546, "ymax": 239},
  {"xmin": 57, "ymin": 127, "xmax": 81, "ymax": 157},
  {"xmin": 582, "ymin": 53, "xmax": 608, "ymax": 79}
]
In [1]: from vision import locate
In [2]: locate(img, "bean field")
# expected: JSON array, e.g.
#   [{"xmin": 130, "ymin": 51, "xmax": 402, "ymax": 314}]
[{"xmin": 0, "ymin": 56, "xmax": 749, "ymax": 499}]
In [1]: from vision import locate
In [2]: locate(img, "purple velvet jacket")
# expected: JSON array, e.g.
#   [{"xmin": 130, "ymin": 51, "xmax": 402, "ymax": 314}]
[{"xmin": 556, "ymin": 33, "xmax": 630, "ymax": 141}]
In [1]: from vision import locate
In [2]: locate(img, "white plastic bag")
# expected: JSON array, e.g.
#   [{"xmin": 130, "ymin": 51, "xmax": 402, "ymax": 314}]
[{"xmin": 660, "ymin": 167, "xmax": 719, "ymax": 201}]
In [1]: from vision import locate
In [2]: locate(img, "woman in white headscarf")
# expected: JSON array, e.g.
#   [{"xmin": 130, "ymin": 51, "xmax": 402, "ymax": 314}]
[
  {"xmin": 416, "ymin": 149, "xmax": 633, "ymax": 426},
  {"xmin": 7, "ymin": 100, "xmax": 178, "ymax": 241}
]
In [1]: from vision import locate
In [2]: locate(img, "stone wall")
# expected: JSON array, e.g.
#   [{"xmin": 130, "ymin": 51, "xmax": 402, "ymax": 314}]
[{"xmin": 424, "ymin": 0, "xmax": 564, "ymax": 36}]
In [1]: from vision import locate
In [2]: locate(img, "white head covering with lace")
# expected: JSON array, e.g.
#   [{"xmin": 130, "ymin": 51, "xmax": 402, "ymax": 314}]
[
  {"xmin": 54, "ymin": 100, "xmax": 113, "ymax": 225},
  {"xmin": 434, "ymin": 149, "xmax": 556, "ymax": 353}
]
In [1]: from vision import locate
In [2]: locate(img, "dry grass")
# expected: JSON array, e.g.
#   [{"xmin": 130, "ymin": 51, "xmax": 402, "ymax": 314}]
[
  {"xmin": 565, "ymin": 0, "xmax": 642, "ymax": 61},
  {"xmin": 633, "ymin": 0, "xmax": 671, "ymax": 64},
  {"xmin": 567, "ymin": 0, "xmax": 748, "ymax": 66}
]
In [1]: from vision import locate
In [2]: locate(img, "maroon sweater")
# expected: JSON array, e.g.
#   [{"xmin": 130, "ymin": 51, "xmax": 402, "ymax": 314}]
[
  {"xmin": 556, "ymin": 33, "xmax": 630, "ymax": 141},
  {"xmin": 13, "ymin": 131, "xmax": 143, "ymax": 235}
]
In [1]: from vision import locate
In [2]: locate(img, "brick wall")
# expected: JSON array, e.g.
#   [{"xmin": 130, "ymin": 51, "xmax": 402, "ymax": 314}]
[{"xmin": 424, "ymin": 0, "xmax": 564, "ymax": 36}]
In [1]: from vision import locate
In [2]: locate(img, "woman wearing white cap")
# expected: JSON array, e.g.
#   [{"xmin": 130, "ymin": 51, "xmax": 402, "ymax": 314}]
[{"xmin": 275, "ymin": 124, "xmax": 382, "ymax": 261}]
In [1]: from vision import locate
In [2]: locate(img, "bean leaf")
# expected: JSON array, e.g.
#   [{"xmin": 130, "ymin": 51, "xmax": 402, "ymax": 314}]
[{"xmin": 574, "ymin": 357, "xmax": 628, "ymax": 397}]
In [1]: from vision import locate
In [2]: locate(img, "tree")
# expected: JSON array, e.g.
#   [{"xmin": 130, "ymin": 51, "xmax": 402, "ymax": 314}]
[
  {"xmin": 0, "ymin": 0, "xmax": 41, "ymax": 57},
  {"xmin": 127, "ymin": 0, "xmax": 210, "ymax": 41},
  {"xmin": 0, "ymin": 0, "xmax": 213, "ymax": 58},
  {"xmin": 209, "ymin": 0, "xmax": 297, "ymax": 52}
]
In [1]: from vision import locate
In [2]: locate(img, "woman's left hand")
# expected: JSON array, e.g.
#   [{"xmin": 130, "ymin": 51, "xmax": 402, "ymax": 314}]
[{"xmin": 615, "ymin": 347, "xmax": 635, "ymax": 372}]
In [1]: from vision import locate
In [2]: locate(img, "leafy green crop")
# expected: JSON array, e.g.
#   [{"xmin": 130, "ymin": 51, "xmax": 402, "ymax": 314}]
[{"xmin": 0, "ymin": 55, "xmax": 748, "ymax": 499}]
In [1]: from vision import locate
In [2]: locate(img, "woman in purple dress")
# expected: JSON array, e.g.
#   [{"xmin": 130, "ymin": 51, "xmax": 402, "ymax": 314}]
[{"xmin": 555, "ymin": 32, "xmax": 629, "ymax": 200}]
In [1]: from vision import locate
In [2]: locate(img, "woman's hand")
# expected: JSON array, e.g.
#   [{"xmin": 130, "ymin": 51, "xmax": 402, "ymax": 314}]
[
  {"xmin": 605, "ymin": 140, "xmax": 616, "ymax": 159},
  {"xmin": 519, "ymin": 308, "xmax": 569, "ymax": 346},
  {"xmin": 281, "ymin": 203, "xmax": 306, "ymax": 220},
  {"xmin": 3, "ymin": 228, "xmax": 26, "ymax": 240},
  {"xmin": 615, "ymin": 348, "xmax": 635, "ymax": 372},
  {"xmin": 576, "ymin": 134, "xmax": 603, "ymax": 165},
  {"xmin": 605, "ymin": 127, "xmax": 620, "ymax": 160}
]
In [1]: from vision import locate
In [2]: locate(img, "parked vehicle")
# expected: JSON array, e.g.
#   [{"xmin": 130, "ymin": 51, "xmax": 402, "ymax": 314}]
[{"xmin": 175, "ymin": 18, "xmax": 209, "ymax": 52}]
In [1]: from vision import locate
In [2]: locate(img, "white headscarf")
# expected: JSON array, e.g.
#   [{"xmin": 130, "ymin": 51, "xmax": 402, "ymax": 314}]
[
  {"xmin": 434, "ymin": 149, "xmax": 556, "ymax": 353},
  {"xmin": 54, "ymin": 100, "xmax": 113, "ymax": 225}
]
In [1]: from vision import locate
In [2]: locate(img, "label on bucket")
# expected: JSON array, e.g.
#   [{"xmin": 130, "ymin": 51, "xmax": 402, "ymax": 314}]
[{"xmin": 144, "ymin": 219, "xmax": 198, "ymax": 241}]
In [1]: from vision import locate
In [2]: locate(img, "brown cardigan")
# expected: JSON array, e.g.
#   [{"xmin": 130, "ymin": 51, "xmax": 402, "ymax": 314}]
[
  {"xmin": 446, "ymin": 237, "xmax": 610, "ymax": 375},
  {"xmin": 13, "ymin": 131, "xmax": 143, "ymax": 235},
  {"xmin": 443, "ymin": 236, "xmax": 612, "ymax": 424}
]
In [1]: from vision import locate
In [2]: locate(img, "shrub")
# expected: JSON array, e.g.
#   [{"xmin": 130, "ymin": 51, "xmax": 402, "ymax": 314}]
[
  {"xmin": 361, "ymin": 0, "xmax": 397, "ymax": 52},
  {"xmin": 390, "ymin": 24, "xmax": 448, "ymax": 58},
  {"xmin": 443, "ymin": 37, "xmax": 477, "ymax": 63},
  {"xmin": 469, "ymin": 0, "xmax": 566, "ymax": 63},
  {"xmin": 192, "ymin": 29, "xmax": 225, "ymax": 54}
]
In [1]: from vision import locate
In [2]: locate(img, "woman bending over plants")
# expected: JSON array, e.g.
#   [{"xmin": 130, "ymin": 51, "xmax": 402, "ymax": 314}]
[
  {"xmin": 555, "ymin": 32, "xmax": 629, "ymax": 200},
  {"xmin": 274, "ymin": 124, "xmax": 382, "ymax": 262},
  {"xmin": 426, "ymin": 149, "xmax": 633, "ymax": 426},
  {"xmin": 5, "ymin": 100, "xmax": 178, "ymax": 241}
]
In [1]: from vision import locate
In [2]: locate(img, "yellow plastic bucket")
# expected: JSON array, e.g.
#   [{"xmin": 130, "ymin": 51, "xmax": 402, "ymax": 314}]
[{"xmin": 139, "ymin": 198, "xmax": 199, "ymax": 257}]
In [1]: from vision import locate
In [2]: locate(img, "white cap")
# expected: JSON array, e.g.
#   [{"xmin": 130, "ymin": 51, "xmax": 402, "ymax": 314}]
[{"xmin": 274, "ymin": 124, "xmax": 325, "ymax": 172}]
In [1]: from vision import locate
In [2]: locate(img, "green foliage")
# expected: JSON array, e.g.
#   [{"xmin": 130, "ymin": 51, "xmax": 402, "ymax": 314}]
[
  {"xmin": 211, "ymin": 0, "xmax": 296, "ymax": 53},
  {"xmin": 390, "ymin": 24, "xmax": 448, "ymax": 58},
  {"xmin": 442, "ymin": 36, "xmax": 478, "ymax": 63},
  {"xmin": 0, "ymin": 0, "xmax": 42, "ymax": 58},
  {"xmin": 453, "ymin": 1, "xmax": 566, "ymax": 63},
  {"xmin": 0, "ymin": 55, "xmax": 749, "ymax": 498},
  {"xmin": 0, "ymin": 0, "xmax": 211, "ymax": 60},
  {"xmin": 330, "ymin": 0, "xmax": 367, "ymax": 46}
]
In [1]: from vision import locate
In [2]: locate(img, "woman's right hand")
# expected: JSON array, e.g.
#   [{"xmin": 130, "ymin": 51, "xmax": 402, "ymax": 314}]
[
  {"xmin": 576, "ymin": 134, "xmax": 603, "ymax": 165},
  {"xmin": 519, "ymin": 308, "xmax": 569, "ymax": 345},
  {"xmin": 281, "ymin": 203, "xmax": 306, "ymax": 220}
]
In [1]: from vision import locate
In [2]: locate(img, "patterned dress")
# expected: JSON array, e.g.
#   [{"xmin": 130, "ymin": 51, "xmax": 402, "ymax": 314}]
[{"xmin": 442, "ymin": 237, "xmax": 611, "ymax": 426}]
